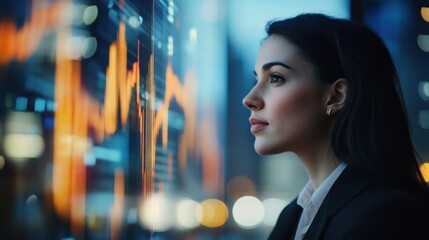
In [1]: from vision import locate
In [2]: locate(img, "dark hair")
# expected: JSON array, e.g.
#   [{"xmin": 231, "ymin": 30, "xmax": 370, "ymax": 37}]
[{"xmin": 265, "ymin": 13, "xmax": 428, "ymax": 193}]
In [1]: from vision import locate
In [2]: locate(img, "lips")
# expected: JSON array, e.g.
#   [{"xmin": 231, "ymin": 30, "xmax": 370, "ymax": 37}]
[{"xmin": 249, "ymin": 118, "xmax": 269, "ymax": 133}]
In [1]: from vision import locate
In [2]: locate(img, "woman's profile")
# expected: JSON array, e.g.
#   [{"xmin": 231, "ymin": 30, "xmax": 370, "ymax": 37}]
[{"xmin": 242, "ymin": 13, "xmax": 429, "ymax": 240}]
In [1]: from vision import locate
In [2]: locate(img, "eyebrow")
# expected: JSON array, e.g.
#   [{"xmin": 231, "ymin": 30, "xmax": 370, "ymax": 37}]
[{"xmin": 253, "ymin": 61, "xmax": 293, "ymax": 75}]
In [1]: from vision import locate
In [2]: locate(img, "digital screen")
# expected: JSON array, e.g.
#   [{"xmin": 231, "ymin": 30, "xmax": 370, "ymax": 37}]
[{"xmin": 0, "ymin": 0, "xmax": 225, "ymax": 239}]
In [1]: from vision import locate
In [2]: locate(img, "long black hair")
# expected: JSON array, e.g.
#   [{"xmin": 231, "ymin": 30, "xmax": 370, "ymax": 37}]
[{"xmin": 265, "ymin": 13, "xmax": 428, "ymax": 193}]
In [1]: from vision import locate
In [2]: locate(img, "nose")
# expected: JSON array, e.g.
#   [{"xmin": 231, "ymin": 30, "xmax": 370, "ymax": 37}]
[{"xmin": 242, "ymin": 89, "xmax": 263, "ymax": 111}]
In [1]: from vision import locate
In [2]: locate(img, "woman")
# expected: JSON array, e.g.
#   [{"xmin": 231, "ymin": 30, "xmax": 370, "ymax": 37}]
[{"xmin": 242, "ymin": 13, "xmax": 429, "ymax": 240}]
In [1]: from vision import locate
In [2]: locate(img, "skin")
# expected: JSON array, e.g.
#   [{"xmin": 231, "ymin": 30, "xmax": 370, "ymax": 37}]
[{"xmin": 242, "ymin": 34, "xmax": 346, "ymax": 188}]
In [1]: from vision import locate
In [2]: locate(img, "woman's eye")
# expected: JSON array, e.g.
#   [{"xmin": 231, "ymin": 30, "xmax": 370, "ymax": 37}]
[{"xmin": 270, "ymin": 74, "xmax": 286, "ymax": 84}]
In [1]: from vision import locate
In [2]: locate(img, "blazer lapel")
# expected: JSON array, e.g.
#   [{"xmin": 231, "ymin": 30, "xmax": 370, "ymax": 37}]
[
  {"xmin": 303, "ymin": 168, "xmax": 370, "ymax": 240},
  {"xmin": 268, "ymin": 198, "xmax": 303, "ymax": 240}
]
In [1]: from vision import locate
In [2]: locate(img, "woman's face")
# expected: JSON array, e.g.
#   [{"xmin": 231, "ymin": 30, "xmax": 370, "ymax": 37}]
[{"xmin": 242, "ymin": 34, "xmax": 329, "ymax": 155}]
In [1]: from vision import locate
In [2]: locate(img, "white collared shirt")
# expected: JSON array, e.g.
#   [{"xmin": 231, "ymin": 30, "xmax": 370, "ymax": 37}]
[{"xmin": 294, "ymin": 163, "xmax": 347, "ymax": 240}]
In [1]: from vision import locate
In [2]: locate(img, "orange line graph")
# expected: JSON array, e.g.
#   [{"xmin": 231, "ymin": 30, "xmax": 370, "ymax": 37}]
[
  {"xmin": 52, "ymin": 19, "xmax": 141, "ymax": 235},
  {"xmin": 145, "ymin": 58, "xmax": 199, "ymax": 196},
  {"xmin": 149, "ymin": 58, "xmax": 223, "ymax": 196},
  {"xmin": 156, "ymin": 60, "xmax": 198, "ymax": 150}
]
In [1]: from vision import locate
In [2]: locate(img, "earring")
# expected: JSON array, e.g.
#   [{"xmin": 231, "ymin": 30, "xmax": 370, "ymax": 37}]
[{"xmin": 326, "ymin": 108, "xmax": 333, "ymax": 116}]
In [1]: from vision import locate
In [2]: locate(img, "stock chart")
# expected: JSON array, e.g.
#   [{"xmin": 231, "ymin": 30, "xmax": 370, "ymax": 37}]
[{"xmin": 0, "ymin": 0, "xmax": 225, "ymax": 239}]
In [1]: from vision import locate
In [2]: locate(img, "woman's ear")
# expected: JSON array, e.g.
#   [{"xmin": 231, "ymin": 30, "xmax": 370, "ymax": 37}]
[{"xmin": 324, "ymin": 78, "xmax": 348, "ymax": 115}]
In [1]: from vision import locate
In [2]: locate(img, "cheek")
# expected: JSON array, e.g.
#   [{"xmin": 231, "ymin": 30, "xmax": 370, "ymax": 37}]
[{"xmin": 273, "ymin": 85, "xmax": 320, "ymax": 119}]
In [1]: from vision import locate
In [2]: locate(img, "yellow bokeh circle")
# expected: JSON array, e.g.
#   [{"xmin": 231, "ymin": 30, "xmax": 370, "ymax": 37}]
[{"xmin": 197, "ymin": 198, "xmax": 228, "ymax": 228}]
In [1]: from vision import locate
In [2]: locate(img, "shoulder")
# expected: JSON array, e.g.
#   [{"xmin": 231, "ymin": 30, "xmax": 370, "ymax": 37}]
[
  {"xmin": 325, "ymin": 185, "xmax": 429, "ymax": 239},
  {"xmin": 346, "ymin": 185, "xmax": 428, "ymax": 209}
]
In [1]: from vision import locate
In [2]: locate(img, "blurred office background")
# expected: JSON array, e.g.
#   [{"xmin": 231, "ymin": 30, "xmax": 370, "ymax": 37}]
[{"xmin": 0, "ymin": 0, "xmax": 428, "ymax": 239}]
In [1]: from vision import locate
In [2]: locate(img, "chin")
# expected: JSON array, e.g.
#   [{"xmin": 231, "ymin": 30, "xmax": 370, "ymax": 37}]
[{"xmin": 254, "ymin": 143, "xmax": 284, "ymax": 155}]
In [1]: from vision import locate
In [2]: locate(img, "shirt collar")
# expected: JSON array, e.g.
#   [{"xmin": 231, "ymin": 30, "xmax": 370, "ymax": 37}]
[{"xmin": 297, "ymin": 162, "xmax": 347, "ymax": 209}]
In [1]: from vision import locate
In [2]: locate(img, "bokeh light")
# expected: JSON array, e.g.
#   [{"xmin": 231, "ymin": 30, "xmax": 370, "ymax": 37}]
[
  {"xmin": 421, "ymin": 7, "xmax": 429, "ymax": 22},
  {"xmin": 197, "ymin": 198, "xmax": 228, "ymax": 228},
  {"xmin": 128, "ymin": 16, "xmax": 140, "ymax": 28},
  {"xmin": 226, "ymin": 175, "xmax": 256, "ymax": 200},
  {"xmin": 84, "ymin": 5, "xmax": 98, "ymax": 25},
  {"xmin": 139, "ymin": 193, "xmax": 174, "ymax": 232},
  {"xmin": 176, "ymin": 198, "xmax": 200, "ymax": 229},
  {"xmin": 189, "ymin": 28, "xmax": 198, "ymax": 42},
  {"xmin": 420, "ymin": 162, "xmax": 429, "ymax": 183},
  {"xmin": 418, "ymin": 81, "xmax": 429, "ymax": 101},
  {"xmin": 418, "ymin": 110, "xmax": 429, "ymax": 129},
  {"xmin": 4, "ymin": 134, "xmax": 45, "ymax": 159},
  {"xmin": 232, "ymin": 196, "xmax": 264, "ymax": 229},
  {"xmin": 417, "ymin": 34, "xmax": 429, "ymax": 52},
  {"xmin": 0, "ymin": 155, "xmax": 5, "ymax": 170},
  {"xmin": 82, "ymin": 37, "xmax": 97, "ymax": 59},
  {"xmin": 26, "ymin": 194, "xmax": 39, "ymax": 206},
  {"xmin": 3, "ymin": 112, "xmax": 45, "ymax": 160},
  {"xmin": 262, "ymin": 198, "xmax": 288, "ymax": 226}
]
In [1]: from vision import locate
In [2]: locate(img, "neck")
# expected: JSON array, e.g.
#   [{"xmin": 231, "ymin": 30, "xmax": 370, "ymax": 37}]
[{"xmin": 295, "ymin": 139, "xmax": 340, "ymax": 189}]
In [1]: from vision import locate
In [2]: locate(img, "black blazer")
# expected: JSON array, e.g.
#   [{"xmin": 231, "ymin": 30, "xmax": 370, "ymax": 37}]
[{"xmin": 268, "ymin": 168, "xmax": 429, "ymax": 240}]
